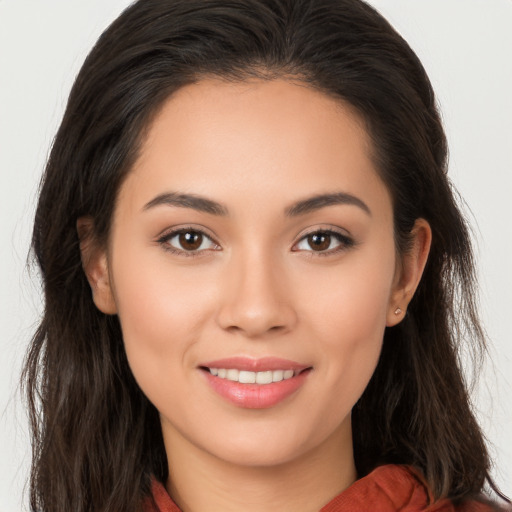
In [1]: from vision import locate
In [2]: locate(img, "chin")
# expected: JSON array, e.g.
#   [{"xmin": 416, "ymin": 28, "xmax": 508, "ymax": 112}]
[
  {"xmin": 198, "ymin": 426, "xmax": 325, "ymax": 469},
  {"xmin": 210, "ymin": 444, "xmax": 305, "ymax": 469}
]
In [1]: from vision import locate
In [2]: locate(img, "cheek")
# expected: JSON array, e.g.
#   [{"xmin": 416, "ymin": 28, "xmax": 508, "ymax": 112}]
[
  {"xmin": 301, "ymin": 243, "xmax": 396, "ymax": 343},
  {"xmin": 109, "ymin": 248, "xmax": 217, "ymax": 393},
  {"xmin": 298, "ymin": 242, "xmax": 396, "ymax": 406}
]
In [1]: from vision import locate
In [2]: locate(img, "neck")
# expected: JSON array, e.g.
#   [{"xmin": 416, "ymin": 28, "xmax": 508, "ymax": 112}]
[{"xmin": 163, "ymin": 421, "xmax": 357, "ymax": 512}]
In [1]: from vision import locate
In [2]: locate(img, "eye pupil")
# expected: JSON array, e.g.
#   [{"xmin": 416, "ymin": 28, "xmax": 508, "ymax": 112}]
[
  {"xmin": 179, "ymin": 231, "xmax": 203, "ymax": 250},
  {"xmin": 308, "ymin": 233, "xmax": 331, "ymax": 251}
]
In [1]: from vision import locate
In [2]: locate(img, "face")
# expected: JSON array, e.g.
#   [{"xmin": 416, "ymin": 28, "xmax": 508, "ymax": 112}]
[{"xmin": 84, "ymin": 79, "xmax": 426, "ymax": 470}]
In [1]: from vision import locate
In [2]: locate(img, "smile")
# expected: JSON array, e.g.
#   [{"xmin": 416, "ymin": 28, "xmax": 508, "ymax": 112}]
[
  {"xmin": 207, "ymin": 368, "xmax": 297, "ymax": 384},
  {"xmin": 200, "ymin": 358, "xmax": 312, "ymax": 409}
]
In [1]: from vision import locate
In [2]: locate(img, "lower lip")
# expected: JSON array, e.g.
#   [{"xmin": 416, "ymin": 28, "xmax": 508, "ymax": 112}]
[{"xmin": 202, "ymin": 370, "xmax": 311, "ymax": 409}]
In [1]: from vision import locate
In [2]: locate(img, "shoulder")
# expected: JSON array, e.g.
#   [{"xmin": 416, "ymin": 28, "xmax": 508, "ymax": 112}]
[
  {"xmin": 144, "ymin": 467, "xmax": 509, "ymax": 512},
  {"xmin": 321, "ymin": 465, "xmax": 505, "ymax": 512}
]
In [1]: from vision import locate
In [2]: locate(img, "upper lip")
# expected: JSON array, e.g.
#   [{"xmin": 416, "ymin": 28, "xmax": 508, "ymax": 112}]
[{"xmin": 200, "ymin": 356, "xmax": 311, "ymax": 372}]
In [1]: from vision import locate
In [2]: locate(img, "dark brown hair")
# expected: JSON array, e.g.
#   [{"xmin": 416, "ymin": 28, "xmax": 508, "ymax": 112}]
[{"xmin": 23, "ymin": 0, "xmax": 509, "ymax": 510}]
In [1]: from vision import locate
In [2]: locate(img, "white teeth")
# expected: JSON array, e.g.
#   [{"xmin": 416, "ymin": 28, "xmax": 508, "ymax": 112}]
[
  {"xmin": 239, "ymin": 370, "xmax": 256, "ymax": 384},
  {"xmin": 256, "ymin": 371, "xmax": 273, "ymax": 384},
  {"xmin": 208, "ymin": 367, "xmax": 299, "ymax": 384},
  {"xmin": 272, "ymin": 370, "xmax": 284, "ymax": 382},
  {"xmin": 226, "ymin": 369, "xmax": 239, "ymax": 381}
]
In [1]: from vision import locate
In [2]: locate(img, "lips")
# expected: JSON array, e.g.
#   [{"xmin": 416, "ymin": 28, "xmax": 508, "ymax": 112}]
[{"xmin": 199, "ymin": 357, "xmax": 312, "ymax": 409}]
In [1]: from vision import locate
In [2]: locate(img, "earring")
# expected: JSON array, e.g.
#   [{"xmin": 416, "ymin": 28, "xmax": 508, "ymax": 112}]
[{"xmin": 394, "ymin": 307, "xmax": 402, "ymax": 315}]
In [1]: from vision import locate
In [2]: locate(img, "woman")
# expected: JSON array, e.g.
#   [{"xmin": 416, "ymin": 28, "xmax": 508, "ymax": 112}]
[{"xmin": 22, "ymin": 0, "xmax": 510, "ymax": 510}]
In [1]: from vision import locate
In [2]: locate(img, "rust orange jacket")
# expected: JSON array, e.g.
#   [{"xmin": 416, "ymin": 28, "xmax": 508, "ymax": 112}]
[{"xmin": 145, "ymin": 464, "xmax": 497, "ymax": 511}]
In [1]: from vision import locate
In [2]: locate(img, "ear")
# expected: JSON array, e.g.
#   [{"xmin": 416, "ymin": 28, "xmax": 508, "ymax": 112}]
[
  {"xmin": 77, "ymin": 216, "xmax": 117, "ymax": 315},
  {"xmin": 386, "ymin": 218, "xmax": 432, "ymax": 327}
]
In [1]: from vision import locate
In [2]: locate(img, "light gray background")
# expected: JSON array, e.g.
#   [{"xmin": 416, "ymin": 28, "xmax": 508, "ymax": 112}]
[{"xmin": 1, "ymin": 1, "xmax": 510, "ymax": 510}]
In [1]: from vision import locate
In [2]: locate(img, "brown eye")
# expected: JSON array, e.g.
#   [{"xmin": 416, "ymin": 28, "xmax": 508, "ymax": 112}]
[
  {"xmin": 178, "ymin": 231, "xmax": 203, "ymax": 251},
  {"xmin": 307, "ymin": 233, "xmax": 331, "ymax": 251},
  {"xmin": 159, "ymin": 229, "xmax": 218, "ymax": 254},
  {"xmin": 293, "ymin": 229, "xmax": 354, "ymax": 254}
]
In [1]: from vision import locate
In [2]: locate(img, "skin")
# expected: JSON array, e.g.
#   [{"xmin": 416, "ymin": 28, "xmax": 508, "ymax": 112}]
[{"xmin": 81, "ymin": 79, "xmax": 431, "ymax": 512}]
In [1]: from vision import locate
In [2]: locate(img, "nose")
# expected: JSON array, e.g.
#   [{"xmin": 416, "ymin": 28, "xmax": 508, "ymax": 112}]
[{"xmin": 216, "ymin": 252, "xmax": 297, "ymax": 339}]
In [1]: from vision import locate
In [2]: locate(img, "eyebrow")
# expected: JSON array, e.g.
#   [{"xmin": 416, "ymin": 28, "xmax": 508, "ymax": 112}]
[
  {"xmin": 142, "ymin": 190, "xmax": 371, "ymax": 217},
  {"xmin": 143, "ymin": 192, "xmax": 228, "ymax": 216},
  {"xmin": 285, "ymin": 192, "xmax": 371, "ymax": 217}
]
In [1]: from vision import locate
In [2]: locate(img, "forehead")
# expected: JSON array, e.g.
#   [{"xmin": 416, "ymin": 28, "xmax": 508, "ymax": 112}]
[
  {"xmin": 138, "ymin": 77, "xmax": 370, "ymax": 161},
  {"xmin": 121, "ymin": 78, "xmax": 389, "ymax": 215}
]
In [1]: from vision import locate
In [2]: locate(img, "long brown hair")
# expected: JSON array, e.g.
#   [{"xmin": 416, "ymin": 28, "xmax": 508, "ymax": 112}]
[{"xmin": 23, "ymin": 0, "xmax": 509, "ymax": 510}]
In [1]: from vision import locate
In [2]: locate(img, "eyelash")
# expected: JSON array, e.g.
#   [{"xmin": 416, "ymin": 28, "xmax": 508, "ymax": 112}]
[
  {"xmin": 156, "ymin": 226, "xmax": 220, "ymax": 258},
  {"xmin": 292, "ymin": 229, "xmax": 355, "ymax": 257},
  {"xmin": 156, "ymin": 227, "xmax": 355, "ymax": 257}
]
